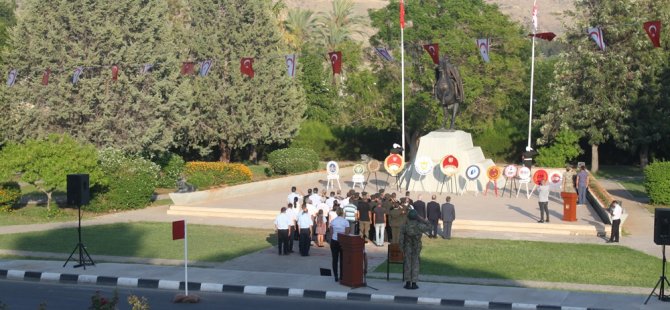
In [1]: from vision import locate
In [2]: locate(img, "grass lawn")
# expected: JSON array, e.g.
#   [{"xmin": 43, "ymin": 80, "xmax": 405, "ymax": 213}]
[
  {"xmin": 0, "ymin": 205, "xmax": 80, "ymax": 226},
  {"xmin": 0, "ymin": 222, "xmax": 274, "ymax": 263},
  {"xmin": 376, "ymin": 238, "xmax": 661, "ymax": 287}
]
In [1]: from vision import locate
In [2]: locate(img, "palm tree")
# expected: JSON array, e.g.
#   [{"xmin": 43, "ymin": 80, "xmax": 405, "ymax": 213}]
[
  {"xmin": 315, "ymin": 0, "xmax": 367, "ymax": 51},
  {"xmin": 283, "ymin": 8, "xmax": 317, "ymax": 51}
]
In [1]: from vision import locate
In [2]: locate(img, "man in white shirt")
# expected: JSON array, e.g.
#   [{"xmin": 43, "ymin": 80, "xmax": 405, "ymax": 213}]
[
  {"xmin": 309, "ymin": 187, "xmax": 323, "ymax": 206},
  {"xmin": 286, "ymin": 203, "xmax": 298, "ymax": 253},
  {"xmin": 297, "ymin": 206, "xmax": 314, "ymax": 256},
  {"xmin": 608, "ymin": 201, "xmax": 623, "ymax": 243},
  {"xmin": 287, "ymin": 186, "xmax": 301, "ymax": 205},
  {"xmin": 326, "ymin": 191, "xmax": 336, "ymax": 209},
  {"xmin": 329, "ymin": 208, "xmax": 350, "ymax": 282},
  {"xmin": 274, "ymin": 207, "xmax": 291, "ymax": 255}
]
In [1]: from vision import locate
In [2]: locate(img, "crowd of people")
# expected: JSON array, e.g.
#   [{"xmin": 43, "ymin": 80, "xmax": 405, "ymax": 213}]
[{"xmin": 274, "ymin": 185, "xmax": 457, "ymax": 289}]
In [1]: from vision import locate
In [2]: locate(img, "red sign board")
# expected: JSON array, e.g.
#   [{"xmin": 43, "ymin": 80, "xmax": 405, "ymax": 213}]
[
  {"xmin": 172, "ymin": 220, "xmax": 185, "ymax": 240},
  {"xmin": 532, "ymin": 169, "xmax": 548, "ymax": 185}
]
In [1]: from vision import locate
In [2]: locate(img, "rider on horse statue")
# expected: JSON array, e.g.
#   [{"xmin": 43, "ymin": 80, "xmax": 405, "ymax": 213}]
[{"xmin": 434, "ymin": 55, "xmax": 464, "ymax": 130}]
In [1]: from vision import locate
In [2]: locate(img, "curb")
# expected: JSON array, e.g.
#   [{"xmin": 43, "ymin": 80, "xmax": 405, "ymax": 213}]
[{"xmin": 0, "ymin": 269, "xmax": 609, "ymax": 310}]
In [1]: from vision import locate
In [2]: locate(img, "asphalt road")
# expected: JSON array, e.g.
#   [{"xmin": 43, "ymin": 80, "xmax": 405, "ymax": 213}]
[{"xmin": 0, "ymin": 280, "xmax": 473, "ymax": 310}]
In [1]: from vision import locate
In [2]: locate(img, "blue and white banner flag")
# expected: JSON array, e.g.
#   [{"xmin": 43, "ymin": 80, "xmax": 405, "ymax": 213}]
[
  {"xmin": 285, "ymin": 54, "xmax": 296, "ymax": 78},
  {"xmin": 199, "ymin": 59, "xmax": 212, "ymax": 77},
  {"xmin": 72, "ymin": 67, "xmax": 83, "ymax": 84},
  {"xmin": 476, "ymin": 38, "xmax": 491, "ymax": 63},
  {"xmin": 140, "ymin": 63, "xmax": 154, "ymax": 74},
  {"xmin": 6, "ymin": 69, "xmax": 17, "ymax": 87},
  {"xmin": 375, "ymin": 47, "xmax": 394, "ymax": 61}
]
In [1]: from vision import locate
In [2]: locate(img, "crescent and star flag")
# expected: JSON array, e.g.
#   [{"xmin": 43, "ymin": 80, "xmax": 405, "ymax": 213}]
[
  {"xmin": 240, "ymin": 57, "xmax": 254, "ymax": 78},
  {"xmin": 531, "ymin": 0, "xmax": 538, "ymax": 32},
  {"xmin": 140, "ymin": 64, "xmax": 153, "ymax": 74},
  {"xmin": 199, "ymin": 59, "xmax": 212, "ymax": 77},
  {"xmin": 400, "ymin": 0, "xmax": 405, "ymax": 29},
  {"xmin": 6, "ymin": 69, "xmax": 17, "ymax": 87},
  {"xmin": 72, "ymin": 67, "xmax": 83, "ymax": 84},
  {"xmin": 111, "ymin": 65, "xmax": 119, "ymax": 81},
  {"xmin": 588, "ymin": 27, "xmax": 606, "ymax": 51},
  {"xmin": 328, "ymin": 51, "xmax": 342, "ymax": 75},
  {"xmin": 529, "ymin": 32, "xmax": 556, "ymax": 41},
  {"xmin": 476, "ymin": 38, "xmax": 490, "ymax": 63},
  {"xmin": 375, "ymin": 47, "xmax": 394, "ymax": 61},
  {"xmin": 422, "ymin": 43, "xmax": 439, "ymax": 65},
  {"xmin": 285, "ymin": 54, "xmax": 296, "ymax": 78},
  {"xmin": 643, "ymin": 20, "xmax": 662, "ymax": 48},
  {"xmin": 172, "ymin": 220, "xmax": 185, "ymax": 240},
  {"xmin": 181, "ymin": 62, "xmax": 195, "ymax": 75},
  {"xmin": 42, "ymin": 68, "xmax": 50, "ymax": 85}
]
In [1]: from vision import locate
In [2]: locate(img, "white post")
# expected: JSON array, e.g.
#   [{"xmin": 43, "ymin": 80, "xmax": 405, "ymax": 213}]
[
  {"xmin": 401, "ymin": 24, "xmax": 406, "ymax": 160},
  {"xmin": 184, "ymin": 220, "xmax": 189, "ymax": 296},
  {"xmin": 527, "ymin": 36, "xmax": 536, "ymax": 150}
]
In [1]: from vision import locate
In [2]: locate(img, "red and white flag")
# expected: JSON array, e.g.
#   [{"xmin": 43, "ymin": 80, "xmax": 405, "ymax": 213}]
[
  {"xmin": 240, "ymin": 57, "xmax": 254, "ymax": 78},
  {"xmin": 111, "ymin": 65, "xmax": 119, "ymax": 81},
  {"xmin": 172, "ymin": 220, "xmax": 185, "ymax": 240},
  {"xmin": 422, "ymin": 43, "xmax": 440, "ymax": 65},
  {"xmin": 643, "ymin": 20, "xmax": 662, "ymax": 48},
  {"xmin": 588, "ymin": 27, "xmax": 606, "ymax": 51},
  {"xmin": 181, "ymin": 62, "xmax": 195, "ymax": 75},
  {"xmin": 529, "ymin": 32, "xmax": 556, "ymax": 41},
  {"xmin": 41, "ymin": 68, "xmax": 51, "ymax": 86},
  {"xmin": 476, "ymin": 38, "xmax": 490, "ymax": 63},
  {"xmin": 531, "ymin": 0, "xmax": 538, "ymax": 33},
  {"xmin": 400, "ymin": 0, "xmax": 405, "ymax": 29},
  {"xmin": 328, "ymin": 51, "xmax": 342, "ymax": 75}
]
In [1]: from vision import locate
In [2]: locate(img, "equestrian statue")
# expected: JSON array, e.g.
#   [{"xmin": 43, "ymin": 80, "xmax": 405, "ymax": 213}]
[{"xmin": 434, "ymin": 55, "xmax": 464, "ymax": 130}]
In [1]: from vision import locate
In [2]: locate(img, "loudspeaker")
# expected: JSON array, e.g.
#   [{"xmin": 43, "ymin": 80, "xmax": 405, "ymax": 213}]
[
  {"xmin": 67, "ymin": 174, "xmax": 90, "ymax": 206},
  {"xmin": 654, "ymin": 208, "xmax": 670, "ymax": 245}
]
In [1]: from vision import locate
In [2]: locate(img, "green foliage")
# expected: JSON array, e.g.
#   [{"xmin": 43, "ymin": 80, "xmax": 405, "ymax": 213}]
[
  {"xmin": 644, "ymin": 161, "xmax": 670, "ymax": 205},
  {"xmin": 89, "ymin": 290, "xmax": 119, "ymax": 310},
  {"xmin": 535, "ymin": 130, "xmax": 583, "ymax": 167},
  {"xmin": 290, "ymin": 120, "xmax": 337, "ymax": 159},
  {"xmin": 473, "ymin": 119, "xmax": 525, "ymax": 162},
  {"xmin": 0, "ymin": 181, "xmax": 20, "ymax": 212},
  {"xmin": 0, "ymin": 134, "xmax": 102, "ymax": 210},
  {"xmin": 268, "ymin": 147, "xmax": 319, "ymax": 175},
  {"xmin": 90, "ymin": 149, "xmax": 159, "ymax": 212},
  {"xmin": 183, "ymin": 162, "xmax": 252, "ymax": 189},
  {"xmin": 154, "ymin": 152, "xmax": 185, "ymax": 188}
]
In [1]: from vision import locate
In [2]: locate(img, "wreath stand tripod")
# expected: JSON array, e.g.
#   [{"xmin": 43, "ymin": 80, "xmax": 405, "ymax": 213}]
[
  {"xmin": 645, "ymin": 245, "xmax": 669, "ymax": 304},
  {"xmin": 63, "ymin": 204, "xmax": 95, "ymax": 269}
]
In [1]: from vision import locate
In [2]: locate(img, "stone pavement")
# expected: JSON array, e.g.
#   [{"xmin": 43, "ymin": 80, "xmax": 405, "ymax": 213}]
[{"xmin": 0, "ymin": 169, "xmax": 668, "ymax": 309}]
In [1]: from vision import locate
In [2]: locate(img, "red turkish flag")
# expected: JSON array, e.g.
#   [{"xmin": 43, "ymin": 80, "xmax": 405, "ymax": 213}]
[
  {"xmin": 643, "ymin": 20, "xmax": 662, "ymax": 48},
  {"xmin": 422, "ymin": 43, "xmax": 439, "ymax": 65},
  {"xmin": 240, "ymin": 57, "xmax": 254, "ymax": 78},
  {"xmin": 328, "ymin": 51, "xmax": 342, "ymax": 75},
  {"xmin": 529, "ymin": 32, "xmax": 556, "ymax": 41},
  {"xmin": 399, "ymin": 0, "xmax": 405, "ymax": 29},
  {"xmin": 41, "ymin": 68, "xmax": 51, "ymax": 86},
  {"xmin": 181, "ymin": 62, "xmax": 195, "ymax": 75},
  {"xmin": 111, "ymin": 65, "xmax": 119, "ymax": 81},
  {"xmin": 172, "ymin": 220, "xmax": 185, "ymax": 240}
]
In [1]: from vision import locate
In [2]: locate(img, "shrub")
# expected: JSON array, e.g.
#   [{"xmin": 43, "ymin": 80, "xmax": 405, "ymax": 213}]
[
  {"xmin": 535, "ymin": 130, "xmax": 582, "ymax": 168},
  {"xmin": 0, "ymin": 181, "xmax": 21, "ymax": 212},
  {"xmin": 89, "ymin": 149, "xmax": 159, "ymax": 212},
  {"xmin": 473, "ymin": 119, "xmax": 525, "ymax": 162},
  {"xmin": 268, "ymin": 147, "xmax": 319, "ymax": 175},
  {"xmin": 154, "ymin": 152, "xmax": 185, "ymax": 188},
  {"xmin": 645, "ymin": 161, "xmax": 670, "ymax": 205},
  {"xmin": 184, "ymin": 162, "xmax": 252, "ymax": 189},
  {"xmin": 290, "ymin": 120, "xmax": 338, "ymax": 159}
]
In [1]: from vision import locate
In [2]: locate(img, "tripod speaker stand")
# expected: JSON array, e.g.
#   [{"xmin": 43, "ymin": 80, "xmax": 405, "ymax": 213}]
[
  {"xmin": 63, "ymin": 174, "xmax": 95, "ymax": 269},
  {"xmin": 645, "ymin": 245, "xmax": 669, "ymax": 304},
  {"xmin": 63, "ymin": 204, "xmax": 95, "ymax": 269}
]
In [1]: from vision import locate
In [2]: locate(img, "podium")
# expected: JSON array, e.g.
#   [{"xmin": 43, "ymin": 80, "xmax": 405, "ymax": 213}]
[
  {"xmin": 339, "ymin": 234, "xmax": 365, "ymax": 288},
  {"xmin": 561, "ymin": 192, "xmax": 578, "ymax": 222}
]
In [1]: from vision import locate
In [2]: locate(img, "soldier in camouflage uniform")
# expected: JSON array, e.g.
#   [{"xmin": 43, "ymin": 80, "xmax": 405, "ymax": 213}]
[
  {"xmin": 388, "ymin": 200, "xmax": 406, "ymax": 243},
  {"xmin": 399, "ymin": 209, "xmax": 431, "ymax": 289}
]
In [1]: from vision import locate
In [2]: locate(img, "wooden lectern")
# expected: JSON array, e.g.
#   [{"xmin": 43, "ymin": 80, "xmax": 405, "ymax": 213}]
[
  {"xmin": 561, "ymin": 192, "xmax": 578, "ymax": 221},
  {"xmin": 339, "ymin": 233, "xmax": 365, "ymax": 288}
]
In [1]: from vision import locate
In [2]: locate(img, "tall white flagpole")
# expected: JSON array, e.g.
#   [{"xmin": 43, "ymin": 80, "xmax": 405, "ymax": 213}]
[
  {"xmin": 527, "ymin": 0, "xmax": 538, "ymax": 150},
  {"xmin": 401, "ymin": 24, "xmax": 406, "ymax": 160}
]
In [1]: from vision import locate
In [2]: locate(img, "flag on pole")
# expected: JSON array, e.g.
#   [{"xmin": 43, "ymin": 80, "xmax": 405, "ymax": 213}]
[
  {"xmin": 42, "ymin": 68, "xmax": 51, "ymax": 85},
  {"xmin": 476, "ymin": 38, "xmax": 490, "ymax": 63},
  {"xmin": 111, "ymin": 65, "xmax": 119, "ymax": 81},
  {"xmin": 531, "ymin": 0, "xmax": 538, "ymax": 33},
  {"xmin": 375, "ymin": 47, "xmax": 394, "ymax": 61},
  {"xmin": 199, "ymin": 59, "xmax": 212, "ymax": 77},
  {"xmin": 422, "ymin": 43, "xmax": 440, "ymax": 65},
  {"xmin": 328, "ymin": 51, "xmax": 342, "ymax": 75},
  {"xmin": 6, "ymin": 69, "xmax": 17, "ymax": 87},
  {"xmin": 529, "ymin": 32, "xmax": 556, "ymax": 41},
  {"xmin": 285, "ymin": 54, "xmax": 296, "ymax": 78},
  {"xmin": 181, "ymin": 62, "xmax": 195, "ymax": 75},
  {"xmin": 643, "ymin": 20, "xmax": 662, "ymax": 48},
  {"xmin": 400, "ymin": 0, "xmax": 405, "ymax": 29},
  {"xmin": 140, "ymin": 64, "xmax": 154, "ymax": 74},
  {"xmin": 172, "ymin": 220, "xmax": 185, "ymax": 240},
  {"xmin": 72, "ymin": 67, "xmax": 83, "ymax": 84},
  {"xmin": 240, "ymin": 57, "xmax": 254, "ymax": 78},
  {"xmin": 588, "ymin": 27, "xmax": 606, "ymax": 51}
]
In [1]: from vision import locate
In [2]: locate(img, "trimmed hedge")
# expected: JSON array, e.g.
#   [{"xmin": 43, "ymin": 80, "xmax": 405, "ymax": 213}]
[
  {"xmin": 267, "ymin": 147, "xmax": 319, "ymax": 175},
  {"xmin": 645, "ymin": 161, "xmax": 670, "ymax": 205},
  {"xmin": 0, "ymin": 181, "xmax": 21, "ymax": 212},
  {"xmin": 184, "ymin": 162, "xmax": 252, "ymax": 189}
]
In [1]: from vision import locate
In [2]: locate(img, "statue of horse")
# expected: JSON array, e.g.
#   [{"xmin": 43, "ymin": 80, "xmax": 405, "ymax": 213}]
[{"xmin": 434, "ymin": 55, "xmax": 464, "ymax": 129}]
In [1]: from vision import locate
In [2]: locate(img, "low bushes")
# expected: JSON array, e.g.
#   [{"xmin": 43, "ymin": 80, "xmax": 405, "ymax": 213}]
[
  {"xmin": 267, "ymin": 147, "xmax": 319, "ymax": 175},
  {"xmin": 184, "ymin": 162, "xmax": 252, "ymax": 189},
  {"xmin": 155, "ymin": 152, "xmax": 185, "ymax": 188},
  {"xmin": 645, "ymin": 161, "xmax": 670, "ymax": 205},
  {"xmin": 0, "ymin": 181, "xmax": 21, "ymax": 212}
]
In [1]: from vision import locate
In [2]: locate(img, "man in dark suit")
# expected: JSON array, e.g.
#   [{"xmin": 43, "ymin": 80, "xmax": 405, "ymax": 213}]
[
  {"xmin": 426, "ymin": 195, "xmax": 441, "ymax": 238},
  {"xmin": 412, "ymin": 195, "xmax": 426, "ymax": 220},
  {"xmin": 440, "ymin": 196, "xmax": 456, "ymax": 239}
]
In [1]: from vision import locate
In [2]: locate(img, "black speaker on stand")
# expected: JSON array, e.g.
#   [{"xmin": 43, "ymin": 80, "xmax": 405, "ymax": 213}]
[
  {"xmin": 63, "ymin": 174, "xmax": 95, "ymax": 269},
  {"xmin": 645, "ymin": 208, "xmax": 670, "ymax": 304}
]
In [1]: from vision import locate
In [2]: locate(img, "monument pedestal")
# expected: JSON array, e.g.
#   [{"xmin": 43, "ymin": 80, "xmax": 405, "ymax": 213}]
[{"xmin": 405, "ymin": 130, "xmax": 494, "ymax": 193}]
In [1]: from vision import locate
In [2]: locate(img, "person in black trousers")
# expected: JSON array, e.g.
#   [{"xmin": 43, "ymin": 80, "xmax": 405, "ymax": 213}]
[
  {"xmin": 412, "ymin": 195, "xmax": 426, "ymax": 219},
  {"xmin": 426, "ymin": 195, "xmax": 441, "ymax": 238}
]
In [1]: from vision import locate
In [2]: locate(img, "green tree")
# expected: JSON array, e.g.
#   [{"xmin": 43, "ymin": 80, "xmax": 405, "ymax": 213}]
[
  {"xmin": 540, "ymin": 0, "xmax": 653, "ymax": 173},
  {"xmin": 179, "ymin": 0, "xmax": 306, "ymax": 162},
  {"xmin": 0, "ymin": 0, "xmax": 183, "ymax": 155},
  {"xmin": 283, "ymin": 8, "xmax": 317, "ymax": 51},
  {"xmin": 315, "ymin": 0, "xmax": 367, "ymax": 51},
  {"xmin": 0, "ymin": 134, "xmax": 102, "ymax": 210},
  {"xmin": 0, "ymin": 0, "xmax": 16, "ymax": 55}
]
